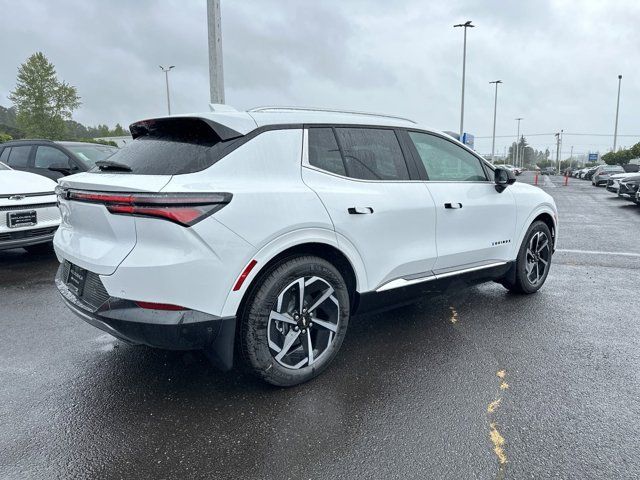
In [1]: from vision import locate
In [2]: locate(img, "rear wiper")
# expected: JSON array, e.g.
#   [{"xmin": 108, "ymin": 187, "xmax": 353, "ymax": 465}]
[{"xmin": 95, "ymin": 160, "xmax": 132, "ymax": 172}]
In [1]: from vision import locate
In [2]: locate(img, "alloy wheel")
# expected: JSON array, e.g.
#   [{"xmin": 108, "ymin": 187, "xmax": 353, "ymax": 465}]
[
  {"xmin": 525, "ymin": 231, "xmax": 551, "ymax": 285},
  {"xmin": 267, "ymin": 276, "xmax": 340, "ymax": 369}
]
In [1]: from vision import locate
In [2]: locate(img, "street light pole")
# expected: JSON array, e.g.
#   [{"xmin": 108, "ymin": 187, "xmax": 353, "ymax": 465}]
[
  {"xmin": 489, "ymin": 80, "xmax": 502, "ymax": 163},
  {"xmin": 207, "ymin": 0, "xmax": 225, "ymax": 104},
  {"xmin": 454, "ymin": 21, "xmax": 475, "ymax": 140},
  {"xmin": 613, "ymin": 74, "xmax": 622, "ymax": 152},
  {"xmin": 159, "ymin": 65, "xmax": 175, "ymax": 115},
  {"xmin": 515, "ymin": 118, "xmax": 523, "ymax": 168}
]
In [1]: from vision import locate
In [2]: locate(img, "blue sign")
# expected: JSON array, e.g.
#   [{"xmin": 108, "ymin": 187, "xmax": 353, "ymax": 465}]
[
  {"xmin": 588, "ymin": 153, "xmax": 598, "ymax": 162},
  {"xmin": 462, "ymin": 133, "xmax": 475, "ymax": 150}
]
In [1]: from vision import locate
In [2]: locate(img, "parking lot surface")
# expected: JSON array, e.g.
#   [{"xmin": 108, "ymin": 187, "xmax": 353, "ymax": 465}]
[{"xmin": 1, "ymin": 172, "xmax": 639, "ymax": 479}]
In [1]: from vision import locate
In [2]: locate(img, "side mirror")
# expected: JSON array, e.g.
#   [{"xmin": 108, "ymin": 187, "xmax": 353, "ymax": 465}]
[
  {"xmin": 494, "ymin": 167, "xmax": 516, "ymax": 193},
  {"xmin": 48, "ymin": 164, "xmax": 74, "ymax": 175}
]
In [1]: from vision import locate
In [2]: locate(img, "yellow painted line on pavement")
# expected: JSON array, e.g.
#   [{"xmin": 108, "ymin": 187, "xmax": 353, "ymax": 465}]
[{"xmin": 487, "ymin": 369, "xmax": 510, "ymax": 475}]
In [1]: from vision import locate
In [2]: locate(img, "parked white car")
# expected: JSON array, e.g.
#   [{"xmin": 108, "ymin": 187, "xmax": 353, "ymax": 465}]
[
  {"xmin": 606, "ymin": 171, "xmax": 638, "ymax": 194},
  {"xmin": 53, "ymin": 107, "xmax": 558, "ymax": 386},
  {"xmin": 0, "ymin": 161, "xmax": 60, "ymax": 252}
]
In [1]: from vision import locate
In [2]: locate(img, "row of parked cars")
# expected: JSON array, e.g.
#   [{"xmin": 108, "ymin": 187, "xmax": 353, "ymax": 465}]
[
  {"xmin": 570, "ymin": 164, "xmax": 640, "ymax": 204},
  {"xmin": 0, "ymin": 140, "xmax": 118, "ymax": 252}
]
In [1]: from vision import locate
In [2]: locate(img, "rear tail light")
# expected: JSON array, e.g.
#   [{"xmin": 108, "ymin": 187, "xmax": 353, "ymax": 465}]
[{"xmin": 62, "ymin": 190, "xmax": 231, "ymax": 226}]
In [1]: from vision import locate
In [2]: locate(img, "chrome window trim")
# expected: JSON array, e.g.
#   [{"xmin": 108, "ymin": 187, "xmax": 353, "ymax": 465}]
[{"xmin": 302, "ymin": 128, "xmax": 493, "ymax": 185}]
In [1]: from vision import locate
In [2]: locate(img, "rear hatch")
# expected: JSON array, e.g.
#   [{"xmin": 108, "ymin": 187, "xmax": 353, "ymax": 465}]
[
  {"xmin": 56, "ymin": 174, "xmax": 172, "ymax": 274},
  {"xmin": 54, "ymin": 116, "xmax": 246, "ymax": 275}
]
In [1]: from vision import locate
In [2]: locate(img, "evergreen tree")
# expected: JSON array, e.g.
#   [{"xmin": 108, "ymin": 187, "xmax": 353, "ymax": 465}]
[{"xmin": 9, "ymin": 52, "xmax": 81, "ymax": 139}]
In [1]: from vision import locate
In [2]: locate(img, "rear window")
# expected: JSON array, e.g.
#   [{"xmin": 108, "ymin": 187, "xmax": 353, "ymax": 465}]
[
  {"xmin": 603, "ymin": 165, "xmax": 624, "ymax": 172},
  {"xmin": 93, "ymin": 118, "xmax": 233, "ymax": 175}
]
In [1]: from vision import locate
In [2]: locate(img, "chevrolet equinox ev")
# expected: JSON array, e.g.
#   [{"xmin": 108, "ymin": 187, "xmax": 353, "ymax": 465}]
[{"xmin": 54, "ymin": 107, "xmax": 558, "ymax": 386}]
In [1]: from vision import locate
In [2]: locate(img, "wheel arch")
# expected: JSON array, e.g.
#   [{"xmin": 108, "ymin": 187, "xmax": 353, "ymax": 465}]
[
  {"xmin": 515, "ymin": 206, "xmax": 557, "ymax": 256},
  {"xmin": 220, "ymin": 229, "xmax": 367, "ymax": 318}
]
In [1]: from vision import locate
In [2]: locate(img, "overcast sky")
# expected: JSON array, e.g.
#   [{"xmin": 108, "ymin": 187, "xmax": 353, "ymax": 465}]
[{"xmin": 1, "ymin": 0, "xmax": 638, "ymax": 157}]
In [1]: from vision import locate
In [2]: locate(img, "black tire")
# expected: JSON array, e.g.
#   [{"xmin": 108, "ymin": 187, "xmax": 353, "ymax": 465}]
[
  {"xmin": 23, "ymin": 242, "xmax": 53, "ymax": 254},
  {"xmin": 501, "ymin": 221, "xmax": 553, "ymax": 294},
  {"xmin": 238, "ymin": 255, "xmax": 350, "ymax": 387}
]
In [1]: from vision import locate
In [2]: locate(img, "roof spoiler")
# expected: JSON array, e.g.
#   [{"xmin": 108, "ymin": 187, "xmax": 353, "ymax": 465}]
[{"xmin": 129, "ymin": 116, "xmax": 244, "ymax": 142}]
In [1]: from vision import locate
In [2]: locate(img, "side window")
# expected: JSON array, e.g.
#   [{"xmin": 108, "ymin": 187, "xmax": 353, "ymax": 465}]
[
  {"xmin": 7, "ymin": 145, "xmax": 31, "ymax": 168},
  {"xmin": 35, "ymin": 146, "xmax": 71, "ymax": 169},
  {"xmin": 408, "ymin": 132, "xmax": 487, "ymax": 181},
  {"xmin": 308, "ymin": 128, "xmax": 346, "ymax": 176},
  {"xmin": 0, "ymin": 147, "xmax": 10, "ymax": 164},
  {"xmin": 335, "ymin": 128, "xmax": 409, "ymax": 180}
]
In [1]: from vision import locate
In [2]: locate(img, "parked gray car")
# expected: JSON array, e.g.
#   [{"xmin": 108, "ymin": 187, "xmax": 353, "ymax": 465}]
[{"xmin": 592, "ymin": 164, "xmax": 625, "ymax": 186}]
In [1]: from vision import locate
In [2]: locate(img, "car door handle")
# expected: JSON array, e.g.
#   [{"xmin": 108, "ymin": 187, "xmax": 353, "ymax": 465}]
[
  {"xmin": 444, "ymin": 202, "xmax": 463, "ymax": 209},
  {"xmin": 348, "ymin": 207, "xmax": 374, "ymax": 214}
]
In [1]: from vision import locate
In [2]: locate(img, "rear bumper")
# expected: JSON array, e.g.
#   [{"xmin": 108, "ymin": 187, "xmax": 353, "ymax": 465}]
[
  {"xmin": 55, "ymin": 263, "xmax": 236, "ymax": 369},
  {"xmin": 0, "ymin": 227, "xmax": 57, "ymax": 251}
]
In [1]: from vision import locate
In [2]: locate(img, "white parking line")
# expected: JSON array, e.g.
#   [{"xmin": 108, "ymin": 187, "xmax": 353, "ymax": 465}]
[{"xmin": 557, "ymin": 248, "xmax": 640, "ymax": 258}]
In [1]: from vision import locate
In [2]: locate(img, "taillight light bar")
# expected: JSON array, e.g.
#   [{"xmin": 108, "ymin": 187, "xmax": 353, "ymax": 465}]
[{"xmin": 61, "ymin": 189, "xmax": 232, "ymax": 226}]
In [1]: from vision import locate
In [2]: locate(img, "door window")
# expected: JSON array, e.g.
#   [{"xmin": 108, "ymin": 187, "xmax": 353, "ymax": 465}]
[
  {"xmin": 408, "ymin": 132, "xmax": 487, "ymax": 181},
  {"xmin": 0, "ymin": 147, "xmax": 9, "ymax": 164},
  {"xmin": 308, "ymin": 128, "xmax": 346, "ymax": 176},
  {"xmin": 35, "ymin": 146, "xmax": 72, "ymax": 169},
  {"xmin": 335, "ymin": 128, "xmax": 409, "ymax": 180},
  {"xmin": 7, "ymin": 146, "xmax": 31, "ymax": 168}
]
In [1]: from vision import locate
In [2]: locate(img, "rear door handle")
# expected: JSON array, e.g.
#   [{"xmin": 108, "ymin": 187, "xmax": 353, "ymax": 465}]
[
  {"xmin": 348, "ymin": 207, "xmax": 374, "ymax": 214},
  {"xmin": 444, "ymin": 202, "xmax": 463, "ymax": 209}
]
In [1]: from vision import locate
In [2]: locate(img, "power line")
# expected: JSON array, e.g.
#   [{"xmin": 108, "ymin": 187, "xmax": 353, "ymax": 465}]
[{"xmin": 475, "ymin": 132, "xmax": 640, "ymax": 139}]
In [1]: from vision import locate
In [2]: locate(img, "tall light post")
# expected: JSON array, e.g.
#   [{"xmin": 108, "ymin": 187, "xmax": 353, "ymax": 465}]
[
  {"xmin": 454, "ymin": 20, "xmax": 475, "ymax": 140},
  {"xmin": 489, "ymin": 80, "xmax": 502, "ymax": 163},
  {"xmin": 159, "ymin": 65, "xmax": 175, "ymax": 115},
  {"xmin": 207, "ymin": 0, "xmax": 225, "ymax": 104},
  {"xmin": 515, "ymin": 118, "xmax": 523, "ymax": 168},
  {"xmin": 613, "ymin": 74, "xmax": 622, "ymax": 152}
]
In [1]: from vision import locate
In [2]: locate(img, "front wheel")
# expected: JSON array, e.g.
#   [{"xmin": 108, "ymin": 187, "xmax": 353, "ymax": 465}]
[
  {"xmin": 501, "ymin": 221, "xmax": 553, "ymax": 294},
  {"xmin": 238, "ymin": 255, "xmax": 350, "ymax": 386}
]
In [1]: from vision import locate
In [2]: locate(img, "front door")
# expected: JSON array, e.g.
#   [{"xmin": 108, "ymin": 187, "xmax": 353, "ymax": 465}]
[{"xmin": 405, "ymin": 130, "xmax": 517, "ymax": 272}]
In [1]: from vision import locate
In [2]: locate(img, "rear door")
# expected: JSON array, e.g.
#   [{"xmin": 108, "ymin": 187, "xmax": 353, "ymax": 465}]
[
  {"xmin": 301, "ymin": 126, "xmax": 438, "ymax": 292},
  {"xmin": 404, "ymin": 130, "xmax": 517, "ymax": 273}
]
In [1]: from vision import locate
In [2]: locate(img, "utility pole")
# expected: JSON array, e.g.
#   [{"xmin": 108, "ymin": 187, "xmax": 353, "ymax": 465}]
[
  {"xmin": 159, "ymin": 65, "xmax": 175, "ymax": 115},
  {"xmin": 207, "ymin": 0, "xmax": 225, "ymax": 104},
  {"xmin": 489, "ymin": 80, "xmax": 502, "ymax": 163},
  {"xmin": 570, "ymin": 145, "xmax": 574, "ymax": 167},
  {"xmin": 555, "ymin": 130, "xmax": 563, "ymax": 172},
  {"xmin": 515, "ymin": 118, "xmax": 523, "ymax": 168},
  {"xmin": 454, "ymin": 21, "xmax": 475, "ymax": 140},
  {"xmin": 613, "ymin": 74, "xmax": 622, "ymax": 152}
]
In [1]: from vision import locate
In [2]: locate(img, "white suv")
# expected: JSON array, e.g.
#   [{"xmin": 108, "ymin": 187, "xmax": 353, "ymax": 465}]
[{"xmin": 54, "ymin": 107, "xmax": 558, "ymax": 386}]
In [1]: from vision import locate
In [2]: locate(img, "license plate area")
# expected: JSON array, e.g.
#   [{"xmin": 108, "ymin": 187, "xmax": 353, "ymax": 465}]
[
  {"xmin": 67, "ymin": 264, "xmax": 88, "ymax": 297},
  {"xmin": 7, "ymin": 210, "xmax": 37, "ymax": 228}
]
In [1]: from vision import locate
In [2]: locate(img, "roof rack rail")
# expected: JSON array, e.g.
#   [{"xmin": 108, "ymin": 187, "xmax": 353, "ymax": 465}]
[
  {"xmin": 2, "ymin": 138, "xmax": 56, "ymax": 143},
  {"xmin": 248, "ymin": 106, "xmax": 417, "ymax": 124}
]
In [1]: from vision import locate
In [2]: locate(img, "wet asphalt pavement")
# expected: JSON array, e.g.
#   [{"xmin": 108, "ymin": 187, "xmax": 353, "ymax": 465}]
[{"xmin": 2, "ymin": 172, "xmax": 640, "ymax": 479}]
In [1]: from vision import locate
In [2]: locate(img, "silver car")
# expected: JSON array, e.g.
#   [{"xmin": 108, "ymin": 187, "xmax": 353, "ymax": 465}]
[{"xmin": 592, "ymin": 165, "xmax": 625, "ymax": 186}]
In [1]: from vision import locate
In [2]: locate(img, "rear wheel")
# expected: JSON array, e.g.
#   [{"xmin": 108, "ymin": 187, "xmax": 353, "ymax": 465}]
[
  {"xmin": 501, "ymin": 221, "xmax": 552, "ymax": 294},
  {"xmin": 238, "ymin": 255, "xmax": 350, "ymax": 386},
  {"xmin": 23, "ymin": 242, "xmax": 53, "ymax": 254}
]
